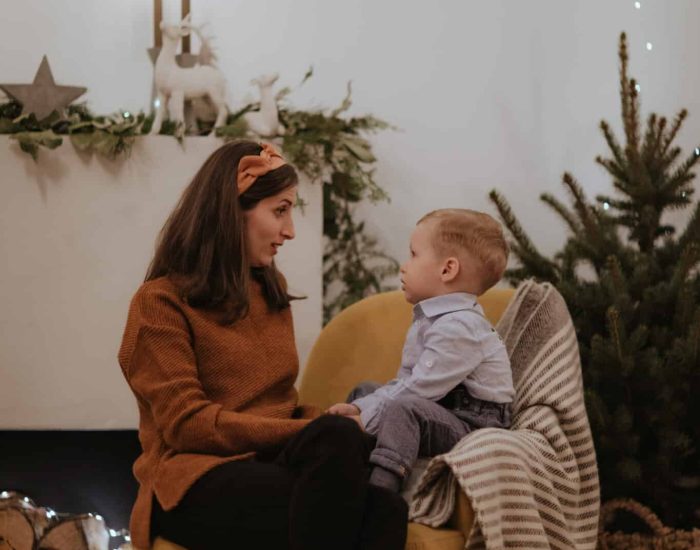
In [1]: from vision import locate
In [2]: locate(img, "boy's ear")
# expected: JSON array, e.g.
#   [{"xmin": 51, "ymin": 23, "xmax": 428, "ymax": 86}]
[{"xmin": 441, "ymin": 257, "xmax": 460, "ymax": 282}]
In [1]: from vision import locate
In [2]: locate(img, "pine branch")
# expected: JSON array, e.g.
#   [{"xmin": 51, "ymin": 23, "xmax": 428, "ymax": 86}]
[
  {"xmin": 562, "ymin": 172, "xmax": 600, "ymax": 239},
  {"xmin": 673, "ymin": 284, "xmax": 697, "ymax": 333},
  {"xmin": 660, "ymin": 146, "xmax": 683, "ymax": 174},
  {"xmin": 670, "ymin": 243, "xmax": 700, "ymax": 292},
  {"xmin": 596, "ymin": 195, "xmax": 635, "ymax": 212},
  {"xmin": 606, "ymin": 255, "xmax": 628, "ymax": 297},
  {"xmin": 618, "ymin": 33, "xmax": 632, "ymax": 138},
  {"xmin": 678, "ymin": 201, "xmax": 700, "ymax": 251},
  {"xmin": 600, "ymin": 120, "xmax": 626, "ymax": 168},
  {"xmin": 540, "ymin": 193, "xmax": 583, "ymax": 235},
  {"xmin": 596, "ymin": 156, "xmax": 632, "ymax": 192},
  {"xmin": 641, "ymin": 113, "xmax": 660, "ymax": 166},
  {"xmin": 625, "ymin": 79, "xmax": 642, "ymax": 156},
  {"xmin": 488, "ymin": 190, "xmax": 559, "ymax": 281},
  {"xmin": 661, "ymin": 109, "xmax": 688, "ymax": 158},
  {"xmin": 663, "ymin": 150, "xmax": 700, "ymax": 198},
  {"xmin": 606, "ymin": 306, "xmax": 625, "ymax": 363}
]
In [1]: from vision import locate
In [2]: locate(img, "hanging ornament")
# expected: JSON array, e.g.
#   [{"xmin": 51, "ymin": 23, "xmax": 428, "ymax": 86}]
[{"xmin": 0, "ymin": 56, "xmax": 86, "ymax": 121}]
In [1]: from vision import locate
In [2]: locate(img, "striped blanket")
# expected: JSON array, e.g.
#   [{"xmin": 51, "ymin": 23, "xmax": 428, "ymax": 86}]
[{"xmin": 409, "ymin": 280, "xmax": 600, "ymax": 549}]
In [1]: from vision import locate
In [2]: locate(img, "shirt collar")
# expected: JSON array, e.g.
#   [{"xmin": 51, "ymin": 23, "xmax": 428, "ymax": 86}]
[{"xmin": 414, "ymin": 292, "xmax": 480, "ymax": 319}]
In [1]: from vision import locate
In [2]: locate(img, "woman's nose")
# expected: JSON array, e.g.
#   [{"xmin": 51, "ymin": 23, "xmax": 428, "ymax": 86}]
[{"xmin": 282, "ymin": 217, "xmax": 295, "ymax": 240}]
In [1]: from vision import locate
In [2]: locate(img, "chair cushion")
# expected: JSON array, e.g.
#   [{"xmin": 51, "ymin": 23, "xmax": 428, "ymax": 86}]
[{"xmin": 405, "ymin": 523, "xmax": 465, "ymax": 550}]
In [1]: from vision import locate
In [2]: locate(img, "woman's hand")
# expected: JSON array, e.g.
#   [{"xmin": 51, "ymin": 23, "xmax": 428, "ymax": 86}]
[{"xmin": 326, "ymin": 403, "xmax": 361, "ymax": 416}]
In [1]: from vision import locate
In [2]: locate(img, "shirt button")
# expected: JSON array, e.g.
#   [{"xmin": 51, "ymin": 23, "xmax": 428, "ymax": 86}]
[{"xmin": 426, "ymin": 360, "xmax": 433, "ymax": 367}]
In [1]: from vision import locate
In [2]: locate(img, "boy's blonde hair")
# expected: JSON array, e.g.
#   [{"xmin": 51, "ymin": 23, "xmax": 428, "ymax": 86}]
[{"xmin": 418, "ymin": 208, "xmax": 509, "ymax": 293}]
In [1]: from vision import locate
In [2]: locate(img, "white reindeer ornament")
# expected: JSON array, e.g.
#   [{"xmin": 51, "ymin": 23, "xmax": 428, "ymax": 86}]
[
  {"xmin": 150, "ymin": 15, "xmax": 228, "ymax": 136},
  {"xmin": 244, "ymin": 73, "xmax": 285, "ymax": 137}
]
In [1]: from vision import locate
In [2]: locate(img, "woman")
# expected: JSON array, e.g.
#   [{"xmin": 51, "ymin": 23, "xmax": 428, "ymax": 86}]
[{"xmin": 118, "ymin": 141, "xmax": 408, "ymax": 550}]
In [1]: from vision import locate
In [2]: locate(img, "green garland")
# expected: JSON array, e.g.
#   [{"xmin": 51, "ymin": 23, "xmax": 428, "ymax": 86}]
[{"xmin": 0, "ymin": 75, "xmax": 398, "ymax": 321}]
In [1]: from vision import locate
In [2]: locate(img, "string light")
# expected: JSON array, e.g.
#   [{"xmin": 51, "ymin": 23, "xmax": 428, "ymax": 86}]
[
  {"xmin": 646, "ymin": 42, "xmax": 653, "ymax": 51},
  {"xmin": 153, "ymin": 98, "xmax": 161, "ymax": 108},
  {"xmin": 634, "ymin": 1, "xmax": 641, "ymax": 8},
  {"xmin": 603, "ymin": 202, "xmax": 611, "ymax": 210},
  {"xmin": 635, "ymin": 83, "xmax": 641, "ymax": 92},
  {"xmin": 694, "ymin": 147, "xmax": 699, "ymax": 157},
  {"xmin": 123, "ymin": 111, "xmax": 131, "ymax": 119}
]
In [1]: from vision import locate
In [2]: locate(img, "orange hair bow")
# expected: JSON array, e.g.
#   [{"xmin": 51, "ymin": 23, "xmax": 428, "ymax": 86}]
[{"xmin": 237, "ymin": 143, "xmax": 287, "ymax": 195}]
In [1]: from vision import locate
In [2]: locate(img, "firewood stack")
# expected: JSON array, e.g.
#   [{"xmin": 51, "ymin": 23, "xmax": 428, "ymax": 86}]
[{"xmin": 0, "ymin": 491, "xmax": 129, "ymax": 550}]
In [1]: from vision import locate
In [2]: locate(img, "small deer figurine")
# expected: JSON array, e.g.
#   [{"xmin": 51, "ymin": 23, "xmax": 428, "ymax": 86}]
[
  {"xmin": 244, "ymin": 73, "xmax": 285, "ymax": 137},
  {"xmin": 150, "ymin": 15, "xmax": 228, "ymax": 136}
]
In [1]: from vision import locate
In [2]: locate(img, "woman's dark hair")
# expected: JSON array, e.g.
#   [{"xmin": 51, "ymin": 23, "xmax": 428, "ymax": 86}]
[{"xmin": 145, "ymin": 140, "xmax": 299, "ymax": 323}]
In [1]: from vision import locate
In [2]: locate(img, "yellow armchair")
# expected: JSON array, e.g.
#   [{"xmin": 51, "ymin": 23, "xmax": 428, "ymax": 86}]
[{"xmin": 298, "ymin": 288, "xmax": 515, "ymax": 550}]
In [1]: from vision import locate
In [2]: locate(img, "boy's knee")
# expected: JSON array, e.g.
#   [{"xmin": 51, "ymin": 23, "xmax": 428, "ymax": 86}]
[{"xmin": 384, "ymin": 396, "xmax": 426, "ymax": 419}]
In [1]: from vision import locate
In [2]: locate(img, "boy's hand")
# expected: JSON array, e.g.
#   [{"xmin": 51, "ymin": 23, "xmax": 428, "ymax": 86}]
[{"xmin": 326, "ymin": 403, "xmax": 361, "ymax": 416}]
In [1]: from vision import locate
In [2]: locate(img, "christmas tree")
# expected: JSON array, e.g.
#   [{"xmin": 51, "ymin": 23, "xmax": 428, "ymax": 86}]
[{"xmin": 490, "ymin": 33, "xmax": 700, "ymax": 527}]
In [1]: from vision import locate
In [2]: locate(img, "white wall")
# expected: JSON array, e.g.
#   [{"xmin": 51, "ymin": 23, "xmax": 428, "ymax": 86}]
[
  {"xmin": 0, "ymin": 137, "xmax": 322, "ymax": 428},
  {"xmin": 1, "ymin": 1, "xmax": 699, "ymax": 426}
]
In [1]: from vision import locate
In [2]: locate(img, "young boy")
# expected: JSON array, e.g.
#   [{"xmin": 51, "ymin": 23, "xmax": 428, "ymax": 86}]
[{"xmin": 328, "ymin": 209, "xmax": 515, "ymax": 492}]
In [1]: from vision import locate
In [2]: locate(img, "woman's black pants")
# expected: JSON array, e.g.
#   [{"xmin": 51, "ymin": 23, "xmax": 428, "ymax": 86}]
[{"xmin": 151, "ymin": 415, "xmax": 408, "ymax": 550}]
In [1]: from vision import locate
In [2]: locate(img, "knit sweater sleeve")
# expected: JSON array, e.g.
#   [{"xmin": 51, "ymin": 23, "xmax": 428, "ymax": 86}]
[{"xmin": 121, "ymin": 286, "xmax": 310, "ymax": 456}]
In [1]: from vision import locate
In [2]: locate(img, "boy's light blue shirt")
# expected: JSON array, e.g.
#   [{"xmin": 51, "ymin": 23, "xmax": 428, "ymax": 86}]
[{"xmin": 352, "ymin": 292, "xmax": 514, "ymax": 435}]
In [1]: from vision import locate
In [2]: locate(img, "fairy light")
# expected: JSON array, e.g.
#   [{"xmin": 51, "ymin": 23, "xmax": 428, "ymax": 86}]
[
  {"xmin": 603, "ymin": 202, "xmax": 611, "ymax": 211},
  {"xmin": 634, "ymin": 1, "xmax": 641, "ymax": 8},
  {"xmin": 694, "ymin": 147, "xmax": 699, "ymax": 157},
  {"xmin": 646, "ymin": 42, "xmax": 653, "ymax": 51},
  {"xmin": 635, "ymin": 83, "xmax": 641, "ymax": 92}
]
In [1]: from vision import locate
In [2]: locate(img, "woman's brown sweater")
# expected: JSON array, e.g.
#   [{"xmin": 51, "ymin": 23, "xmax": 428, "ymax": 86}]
[{"xmin": 118, "ymin": 276, "xmax": 317, "ymax": 549}]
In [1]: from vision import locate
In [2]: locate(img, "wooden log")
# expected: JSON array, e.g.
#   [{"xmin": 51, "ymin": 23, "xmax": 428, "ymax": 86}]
[
  {"xmin": 38, "ymin": 514, "xmax": 109, "ymax": 550},
  {"xmin": 0, "ymin": 507, "xmax": 35, "ymax": 550}
]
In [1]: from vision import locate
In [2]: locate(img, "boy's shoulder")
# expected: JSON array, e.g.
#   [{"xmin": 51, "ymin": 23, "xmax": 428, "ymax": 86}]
[
  {"xmin": 428, "ymin": 307, "xmax": 495, "ymax": 340},
  {"xmin": 432, "ymin": 304, "xmax": 489, "ymax": 326}
]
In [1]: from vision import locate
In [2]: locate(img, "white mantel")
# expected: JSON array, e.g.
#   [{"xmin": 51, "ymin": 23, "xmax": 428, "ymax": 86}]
[{"xmin": 0, "ymin": 136, "xmax": 322, "ymax": 429}]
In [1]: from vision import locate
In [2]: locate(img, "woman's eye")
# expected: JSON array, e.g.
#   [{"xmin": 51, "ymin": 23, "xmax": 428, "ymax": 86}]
[{"xmin": 276, "ymin": 207, "xmax": 287, "ymax": 216}]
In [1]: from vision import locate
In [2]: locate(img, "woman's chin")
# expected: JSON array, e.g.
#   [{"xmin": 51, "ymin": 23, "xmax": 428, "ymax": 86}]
[{"xmin": 253, "ymin": 257, "xmax": 274, "ymax": 268}]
